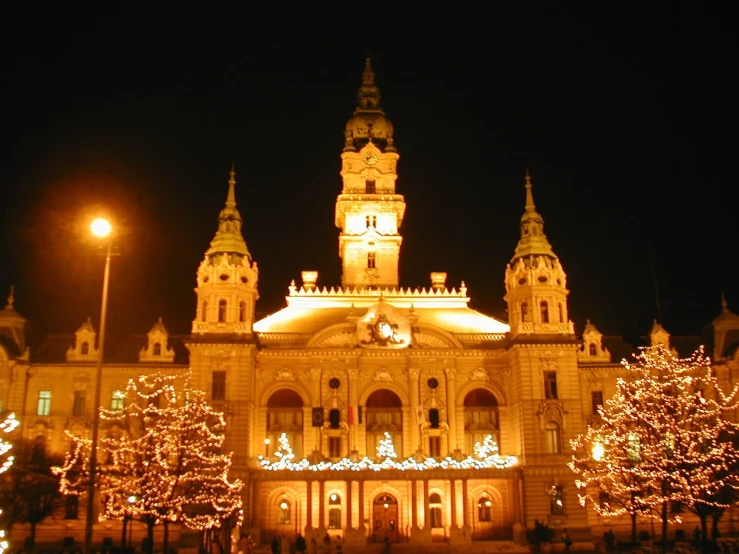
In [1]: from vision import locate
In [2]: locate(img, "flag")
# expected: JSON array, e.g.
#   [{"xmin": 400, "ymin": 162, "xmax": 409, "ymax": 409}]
[
  {"xmin": 311, "ymin": 407, "xmax": 324, "ymax": 427},
  {"xmin": 348, "ymin": 406, "xmax": 355, "ymax": 426}
]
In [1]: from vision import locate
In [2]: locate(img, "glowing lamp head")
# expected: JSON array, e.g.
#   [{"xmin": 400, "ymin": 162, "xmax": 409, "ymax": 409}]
[
  {"xmin": 330, "ymin": 494, "xmax": 337, "ymax": 502},
  {"xmin": 280, "ymin": 501, "xmax": 289, "ymax": 510},
  {"xmin": 592, "ymin": 442, "xmax": 605, "ymax": 461},
  {"xmin": 127, "ymin": 495, "xmax": 136, "ymax": 504},
  {"xmin": 91, "ymin": 218, "xmax": 112, "ymax": 238},
  {"xmin": 265, "ymin": 438, "xmax": 271, "ymax": 445}
]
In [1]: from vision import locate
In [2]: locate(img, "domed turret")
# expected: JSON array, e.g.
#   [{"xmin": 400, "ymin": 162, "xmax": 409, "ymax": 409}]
[
  {"xmin": 344, "ymin": 57, "xmax": 396, "ymax": 153},
  {"xmin": 0, "ymin": 286, "xmax": 27, "ymax": 356}
]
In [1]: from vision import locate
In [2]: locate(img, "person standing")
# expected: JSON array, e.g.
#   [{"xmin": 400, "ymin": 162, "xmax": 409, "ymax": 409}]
[
  {"xmin": 562, "ymin": 529, "xmax": 572, "ymax": 554},
  {"xmin": 295, "ymin": 534, "xmax": 307, "ymax": 554},
  {"xmin": 272, "ymin": 536, "xmax": 281, "ymax": 554}
]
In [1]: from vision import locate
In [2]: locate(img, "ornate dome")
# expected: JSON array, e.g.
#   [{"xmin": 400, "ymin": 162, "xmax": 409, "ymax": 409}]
[{"xmin": 344, "ymin": 57, "xmax": 396, "ymax": 153}]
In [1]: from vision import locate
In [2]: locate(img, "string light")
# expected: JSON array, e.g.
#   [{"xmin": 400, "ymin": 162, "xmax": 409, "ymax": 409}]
[
  {"xmin": 260, "ymin": 431, "xmax": 517, "ymax": 472},
  {"xmin": 54, "ymin": 373, "xmax": 243, "ymax": 534},
  {"xmin": 570, "ymin": 345, "xmax": 739, "ymax": 533},
  {"xmin": 1, "ymin": 413, "xmax": 19, "ymax": 554}
]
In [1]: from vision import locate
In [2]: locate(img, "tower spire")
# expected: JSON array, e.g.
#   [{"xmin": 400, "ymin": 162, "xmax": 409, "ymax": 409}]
[
  {"xmin": 511, "ymin": 171, "xmax": 555, "ymax": 262},
  {"xmin": 205, "ymin": 166, "xmax": 250, "ymax": 260}
]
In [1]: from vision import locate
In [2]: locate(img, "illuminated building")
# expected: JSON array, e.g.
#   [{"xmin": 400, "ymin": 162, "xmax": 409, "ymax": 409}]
[{"xmin": 0, "ymin": 57, "xmax": 738, "ymax": 548}]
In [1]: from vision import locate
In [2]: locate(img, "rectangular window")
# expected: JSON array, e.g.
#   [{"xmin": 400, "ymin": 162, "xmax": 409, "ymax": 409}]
[
  {"xmin": 111, "ymin": 390, "xmax": 125, "ymax": 411},
  {"xmin": 550, "ymin": 486, "xmax": 565, "ymax": 515},
  {"xmin": 73, "ymin": 391, "xmax": 86, "ymax": 417},
  {"xmin": 365, "ymin": 179, "xmax": 376, "ymax": 194},
  {"xmin": 328, "ymin": 437, "xmax": 342, "ymax": 458},
  {"xmin": 591, "ymin": 391, "xmax": 604, "ymax": 415},
  {"xmin": 544, "ymin": 371, "xmax": 558, "ymax": 399},
  {"xmin": 429, "ymin": 436, "xmax": 441, "ymax": 457},
  {"xmin": 367, "ymin": 252, "xmax": 376, "ymax": 269},
  {"xmin": 328, "ymin": 508, "xmax": 342, "ymax": 529},
  {"xmin": 366, "ymin": 215, "xmax": 377, "ymax": 228},
  {"xmin": 37, "ymin": 390, "xmax": 51, "ymax": 416},
  {"xmin": 65, "ymin": 495, "xmax": 79, "ymax": 519},
  {"xmin": 212, "ymin": 371, "xmax": 226, "ymax": 401}
]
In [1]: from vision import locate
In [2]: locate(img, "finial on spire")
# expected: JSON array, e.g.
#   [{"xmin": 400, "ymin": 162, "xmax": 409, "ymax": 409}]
[
  {"xmin": 721, "ymin": 290, "xmax": 728, "ymax": 312},
  {"xmin": 5, "ymin": 285, "xmax": 15, "ymax": 310},
  {"xmin": 524, "ymin": 169, "xmax": 535, "ymax": 211},
  {"xmin": 363, "ymin": 55, "xmax": 375, "ymax": 86},
  {"xmin": 226, "ymin": 164, "xmax": 236, "ymax": 208}
]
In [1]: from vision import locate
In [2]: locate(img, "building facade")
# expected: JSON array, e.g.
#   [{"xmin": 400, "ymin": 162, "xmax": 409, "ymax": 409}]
[{"xmin": 1, "ymin": 58, "xmax": 738, "ymax": 547}]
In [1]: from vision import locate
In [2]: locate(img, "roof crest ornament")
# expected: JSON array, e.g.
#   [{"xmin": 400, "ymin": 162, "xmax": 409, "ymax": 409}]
[{"xmin": 5, "ymin": 285, "xmax": 15, "ymax": 310}]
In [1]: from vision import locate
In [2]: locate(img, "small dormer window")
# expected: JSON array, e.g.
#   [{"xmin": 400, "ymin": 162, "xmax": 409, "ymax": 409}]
[
  {"xmin": 366, "ymin": 215, "xmax": 377, "ymax": 228},
  {"xmin": 367, "ymin": 252, "xmax": 376, "ymax": 269},
  {"xmin": 540, "ymin": 301, "xmax": 550, "ymax": 323},
  {"xmin": 521, "ymin": 302, "xmax": 529, "ymax": 322},
  {"xmin": 218, "ymin": 300, "xmax": 227, "ymax": 323},
  {"xmin": 153, "ymin": 342, "xmax": 161, "ymax": 356},
  {"xmin": 589, "ymin": 343, "xmax": 597, "ymax": 356},
  {"xmin": 239, "ymin": 301, "xmax": 246, "ymax": 323},
  {"xmin": 365, "ymin": 179, "xmax": 376, "ymax": 193},
  {"xmin": 81, "ymin": 342, "xmax": 89, "ymax": 355}
]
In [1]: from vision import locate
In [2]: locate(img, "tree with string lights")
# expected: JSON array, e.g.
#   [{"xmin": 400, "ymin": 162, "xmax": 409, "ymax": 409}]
[
  {"xmin": 55, "ymin": 372, "xmax": 242, "ymax": 554},
  {"xmin": 570, "ymin": 345, "xmax": 739, "ymax": 553},
  {"xmin": 1, "ymin": 413, "xmax": 19, "ymax": 554}
]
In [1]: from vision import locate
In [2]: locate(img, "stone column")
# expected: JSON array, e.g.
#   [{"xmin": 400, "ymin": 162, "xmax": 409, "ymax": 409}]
[
  {"xmin": 411, "ymin": 480, "xmax": 419, "ymax": 530},
  {"xmin": 348, "ymin": 368, "xmax": 359, "ymax": 452},
  {"xmin": 423, "ymin": 480, "xmax": 430, "ymax": 530},
  {"xmin": 449, "ymin": 479, "xmax": 457, "ymax": 530},
  {"xmin": 358, "ymin": 480, "xmax": 365, "ymax": 530},
  {"xmin": 462, "ymin": 479, "xmax": 470, "ymax": 530},
  {"xmin": 408, "ymin": 367, "xmax": 421, "ymax": 452},
  {"xmin": 318, "ymin": 480, "xmax": 325, "ymax": 531},
  {"xmin": 310, "ymin": 367, "xmax": 322, "ymax": 456},
  {"xmin": 445, "ymin": 368, "xmax": 458, "ymax": 452},
  {"xmin": 346, "ymin": 480, "xmax": 353, "ymax": 530},
  {"xmin": 306, "ymin": 481, "xmax": 313, "ymax": 532}
]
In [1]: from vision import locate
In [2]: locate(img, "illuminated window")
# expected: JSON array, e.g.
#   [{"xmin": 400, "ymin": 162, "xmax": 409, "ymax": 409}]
[
  {"xmin": 267, "ymin": 389, "xmax": 304, "ymax": 458},
  {"xmin": 478, "ymin": 495, "xmax": 492, "ymax": 522},
  {"xmin": 550, "ymin": 486, "xmax": 565, "ymax": 515},
  {"xmin": 239, "ymin": 301, "xmax": 246, "ymax": 322},
  {"xmin": 365, "ymin": 179, "xmax": 376, "ymax": 193},
  {"xmin": 81, "ymin": 341, "xmax": 89, "ymax": 355},
  {"xmin": 463, "ymin": 389, "xmax": 499, "ymax": 455},
  {"xmin": 545, "ymin": 422, "xmax": 561, "ymax": 454},
  {"xmin": 521, "ymin": 302, "xmax": 529, "ymax": 322},
  {"xmin": 153, "ymin": 342, "xmax": 161, "ymax": 355},
  {"xmin": 591, "ymin": 391, "xmax": 604, "ymax": 415},
  {"xmin": 429, "ymin": 408, "xmax": 440, "ymax": 429},
  {"xmin": 218, "ymin": 300, "xmax": 227, "ymax": 323},
  {"xmin": 540, "ymin": 301, "xmax": 549, "ymax": 323},
  {"xmin": 328, "ymin": 437, "xmax": 342, "ymax": 458},
  {"xmin": 73, "ymin": 391, "xmax": 86, "ymax": 417},
  {"xmin": 201, "ymin": 300, "xmax": 208, "ymax": 322},
  {"xmin": 544, "ymin": 371, "xmax": 558, "ymax": 399},
  {"xmin": 367, "ymin": 252, "xmax": 376, "ymax": 269},
  {"xmin": 111, "ymin": 390, "xmax": 125, "ymax": 411},
  {"xmin": 627, "ymin": 433, "xmax": 641, "ymax": 462},
  {"xmin": 328, "ymin": 494, "xmax": 342, "ymax": 529},
  {"xmin": 589, "ymin": 343, "xmax": 597, "ymax": 356},
  {"xmin": 430, "ymin": 493, "xmax": 442, "ymax": 528},
  {"xmin": 212, "ymin": 371, "xmax": 226, "ymax": 401},
  {"xmin": 429, "ymin": 436, "xmax": 441, "ymax": 457},
  {"xmin": 277, "ymin": 499, "xmax": 291, "ymax": 524},
  {"xmin": 329, "ymin": 408, "xmax": 340, "ymax": 429},
  {"xmin": 37, "ymin": 390, "xmax": 51, "ymax": 416}
]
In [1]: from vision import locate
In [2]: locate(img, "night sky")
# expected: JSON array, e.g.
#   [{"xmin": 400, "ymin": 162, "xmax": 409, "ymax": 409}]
[{"xmin": 2, "ymin": 9, "xmax": 736, "ymax": 346}]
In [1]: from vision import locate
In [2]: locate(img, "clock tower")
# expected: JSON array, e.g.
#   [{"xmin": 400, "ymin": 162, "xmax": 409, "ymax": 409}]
[{"xmin": 335, "ymin": 57, "xmax": 405, "ymax": 290}]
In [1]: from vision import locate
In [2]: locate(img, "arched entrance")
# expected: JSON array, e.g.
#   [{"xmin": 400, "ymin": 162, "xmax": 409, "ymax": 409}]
[{"xmin": 372, "ymin": 493, "xmax": 399, "ymax": 543}]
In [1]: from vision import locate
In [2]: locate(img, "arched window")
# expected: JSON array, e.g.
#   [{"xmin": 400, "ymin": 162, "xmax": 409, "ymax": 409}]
[
  {"xmin": 365, "ymin": 179, "xmax": 376, "ymax": 193},
  {"xmin": 328, "ymin": 493, "xmax": 342, "ymax": 529},
  {"xmin": 239, "ymin": 301, "xmax": 246, "ymax": 323},
  {"xmin": 540, "ymin": 301, "xmax": 549, "ymax": 323},
  {"xmin": 589, "ymin": 343, "xmax": 597, "ymax": 356},
  {"xmin": 463, "ymin": 389, "xmax": 500, "ymax": 455},
  {"xmin": 111, "ymin": 390, "xmax": 125, "ymax": 411},
  {"xmin": 81, "ymin": 342, "xmax": 89, "ymax": 355},
  {"xmin": 558, "ymin": 303, "xmax": 564, "ymax": 323},
  {"xmin": 478, "ymin": 495, "xmax": 492, "ymax": 522},
  {"xmin": 429, "ymin": 493, "xmax": 443, "ymax": 528},
  {"xmin": 545, "ymin": 421, "xmax": 561, "ymax": 454},
  {"xmin": 267, "ymin": 389, "xmax": 304, "ymax": 457},
  {"xmin": 277, "ymin": 499, "xmax": 291, "ymax": 524},
  {"xmin": 153, "ymin": 342, "xmax": 161, "ymax": 355},
  {"xmin": 366, "ymin": 389, "xmax": 403, "ymax": 458},
  {"xmin": 329, "ymin": 408, "xmax": 341, "ymax": 429},
  {"xmin": 201, "ymin": 300, "xmax": 208, "ymax": 322},
  {"xmin": 218, "ymin": 300, "xmax": 227, "ymax": 323},
  {"xmin": 429, "ymin": 408, "xmax": 440, "ymax": 429},
  {"xmin": 521, "ymin": 302, "xmax": 529, "ymax": 322}
]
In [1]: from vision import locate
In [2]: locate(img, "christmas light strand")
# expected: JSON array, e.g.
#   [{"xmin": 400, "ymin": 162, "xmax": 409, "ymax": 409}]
[{"xmin": 260, "ymin": 431, "xmax": 517, "ymax": 472}]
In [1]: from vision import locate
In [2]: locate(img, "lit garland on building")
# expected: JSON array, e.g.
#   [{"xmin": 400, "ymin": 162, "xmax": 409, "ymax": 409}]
[
  {"xmin": 1, "ymin": 413, "xmax": 19, "ymax": 554},
  {"xmin": 570, "ymin": 345, "xmax": 739, "ymax": 542},
  {"xmin": 260, "ymin": 431, "xmax": 517, "ymax": 472},
  {"xmin": 54, "ymin": 373, "xmax": 242, "ymax": 538}
]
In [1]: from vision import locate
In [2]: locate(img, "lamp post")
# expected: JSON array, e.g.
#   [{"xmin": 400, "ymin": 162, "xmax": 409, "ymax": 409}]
[{"xmin": 84, "ymin": 218, "xmax": 113, "ymax": 554}]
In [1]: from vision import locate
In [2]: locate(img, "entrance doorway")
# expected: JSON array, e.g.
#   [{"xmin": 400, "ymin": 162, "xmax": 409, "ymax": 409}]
[{"xmin": 373, "ymin": 493, "xmax": 399, "ymax": 542}]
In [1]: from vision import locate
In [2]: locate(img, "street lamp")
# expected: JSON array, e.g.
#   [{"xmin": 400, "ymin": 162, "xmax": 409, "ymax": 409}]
[{"xmin": 84, "ymin": 218, "xmax": 114, "ymax": 554}]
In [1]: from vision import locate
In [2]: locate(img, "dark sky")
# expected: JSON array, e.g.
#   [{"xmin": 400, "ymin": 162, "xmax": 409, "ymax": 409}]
[{"xmin": 1, "ymin": 9, "xmax": 736, "ymax": 345}]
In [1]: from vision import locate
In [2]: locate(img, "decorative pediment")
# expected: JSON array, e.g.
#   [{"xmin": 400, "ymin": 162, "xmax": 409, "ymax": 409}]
[
  {"xmin": 139, "ymin": 318, "xmax": 175, "ymax": 362},
  {"xmin": 578, "ymin": 319, "xmax": 611, "ymax": 362},
  {"xmin": 357, "ymin": 299, "xmax": 411, "ymax": 349},
  {"xmin": 66, "ymin": 317, "xmax": 98, "ymax": 362},
  {"xmin": 536, "ymin": 400, "xmax": 567, "ymax": 430}
]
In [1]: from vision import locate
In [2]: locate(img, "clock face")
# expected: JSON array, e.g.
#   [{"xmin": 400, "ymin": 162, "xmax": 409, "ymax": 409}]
[{"xmin": 363, "ymin": 151, "xmax": 378, "ymax": 166}]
